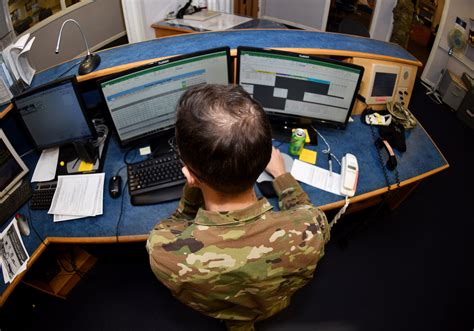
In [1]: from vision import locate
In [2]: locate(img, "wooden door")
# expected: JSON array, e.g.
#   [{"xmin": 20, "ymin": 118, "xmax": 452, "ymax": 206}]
[{"xmin": 233, "ymin": 0, "xmax": 259, "ymax": 17}]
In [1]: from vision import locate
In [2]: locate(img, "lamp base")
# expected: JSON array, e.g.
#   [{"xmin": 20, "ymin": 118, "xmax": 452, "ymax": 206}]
[{"xmin": 78, "ymin": 53, "xmax": 101, "ymax": 75}]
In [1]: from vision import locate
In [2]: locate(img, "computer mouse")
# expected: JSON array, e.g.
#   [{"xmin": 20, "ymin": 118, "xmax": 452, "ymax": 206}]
[
  {"xmin": 109, "ymin": 176, "xmax": 122, "ymax": 199},
  {"xmin": 15, "ymin": 213, "xmax": 30, "ymax": 236}
]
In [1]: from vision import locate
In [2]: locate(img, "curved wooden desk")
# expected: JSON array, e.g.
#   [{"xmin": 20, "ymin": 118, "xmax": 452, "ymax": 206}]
[{"xmin": 0, "ymin": 30, "xmax": 446, "ymax": 305}]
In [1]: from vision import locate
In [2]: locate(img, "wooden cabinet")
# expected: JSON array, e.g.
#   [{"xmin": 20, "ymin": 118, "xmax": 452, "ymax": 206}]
[{"xmin": 22, "ymin": 245, "xmax": 97, "ymax": 299}]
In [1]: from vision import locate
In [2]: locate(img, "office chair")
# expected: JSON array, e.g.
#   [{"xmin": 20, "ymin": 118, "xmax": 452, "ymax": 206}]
[{"xmin": 338, "ymin": 18, "xmax": 370, "ymax": 38}]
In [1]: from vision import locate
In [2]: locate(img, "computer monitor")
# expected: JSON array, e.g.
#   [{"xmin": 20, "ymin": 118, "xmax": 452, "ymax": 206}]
[
  {"xmin": 236, "ymin": 46, "xmax": 364, "ymax": 133},
  {"xmin": 0, "ymin": 129, "xmax": 28, "ymax": 203},
  {"xmin": 98, "ymin": 47, "xmax": 231, "ymax": 148},
  {"xmin": 12, "ymin": 76, "xmax": 96, "ymax": 150}
]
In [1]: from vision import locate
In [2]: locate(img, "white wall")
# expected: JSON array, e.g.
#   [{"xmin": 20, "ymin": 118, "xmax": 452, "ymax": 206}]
[
  {"xmin": 27, "ymin": 0, "xmax": 126, "ymax": 72},
  {"xmin": 422, "ymin": 0, "xmax": 474, "ymax": 86},
  {"xmin": 259, "ymin": 0, "xmax": 330, "ymax": 30},
  {"xmin": 369, "ymin": 0, "xmax": 396, "ymax": 41},
  {"xmin": 142, "ymin": 0, "xmax": 188, "ymax": 41}
]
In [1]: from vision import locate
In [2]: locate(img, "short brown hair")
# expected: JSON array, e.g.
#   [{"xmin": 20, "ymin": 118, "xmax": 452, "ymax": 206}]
[{"xmin": 175, "ymin": 84, "xmax": 272, "ymax": 194}]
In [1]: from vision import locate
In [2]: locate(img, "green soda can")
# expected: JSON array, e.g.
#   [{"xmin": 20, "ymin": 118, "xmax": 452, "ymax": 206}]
[{"xmin": 289, "ymin": 128, "xmax": 306, "ymax": 156}]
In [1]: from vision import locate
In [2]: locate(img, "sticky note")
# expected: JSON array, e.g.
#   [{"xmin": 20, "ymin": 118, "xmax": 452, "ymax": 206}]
[
  {"xmin": 299, "ymin": 148, "xmax": 317, "ymax": 165},
  {"xmin": 303, "ymin": 129, "xmax": 310, "ymax": 143},
  {"xmin": 78, "ymin": 161, "xmax": 94, "ymax": 172},
  {"xmin": 139, "ymin": 146, "xmax": 152, "ymax": 156}
]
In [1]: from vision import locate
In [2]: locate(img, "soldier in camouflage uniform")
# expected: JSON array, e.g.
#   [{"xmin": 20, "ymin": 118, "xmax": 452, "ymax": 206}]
[
  {"xmin": 390, "ymin": 0, "xmax": 415, "ymax": 49},
  {"xmin": 147, "ymin": 84, "xmax": 330, "ymax": 331}
]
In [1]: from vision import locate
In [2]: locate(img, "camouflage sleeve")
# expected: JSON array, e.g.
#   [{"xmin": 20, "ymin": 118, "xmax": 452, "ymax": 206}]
[
  {"xmin": 170, "ymin": 183, "xmax": 204, "ymax": 221},
  {"xmin": 273, "ymin": 173, "xmax": 330, "ymax": 243},
  {"xmin": 273, "ymin": 173, "xmax": 312, "ymax": 210}
]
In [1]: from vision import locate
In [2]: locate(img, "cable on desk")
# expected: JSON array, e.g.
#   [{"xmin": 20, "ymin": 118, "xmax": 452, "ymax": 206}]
[
  {"xmin": 27, "ymin": 201, "xmax": 48, "ymax": 249},
  {"xmin": 123, "ymin": 145, "xmax": 139, "ymax": 165},
  {"xmin": 20, "ymin": 149, "xmax": 35, "ymax": 158},
  {"xmin": 115, "ymin": 178, "xmax": 128, "ymax": 243},
  {"xmin": 55, "ymin": 60, "xmax": 81, "ymax": 80},
  {"xmin": 310, "ymin": 125, "xmax": 341, "ymax": 167}
]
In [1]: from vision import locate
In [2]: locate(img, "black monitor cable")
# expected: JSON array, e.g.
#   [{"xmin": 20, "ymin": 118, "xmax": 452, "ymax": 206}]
[
  {"xmin": 55, "ymin": 59, "xmax": 81, "ymax": 80},
  {"xmin": 26, "ymin": 201, "xmax": 48, "ymax": 249},
  {"xmin": 114, "ymin": 142, "xmax": 140, "ymax": 242},
  {"xmin": 115, "ymin": 178, "xmax": 128, "ymax": 243}
]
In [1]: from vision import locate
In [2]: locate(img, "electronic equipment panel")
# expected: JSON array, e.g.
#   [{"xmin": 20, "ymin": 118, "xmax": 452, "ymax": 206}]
[
  {"xmin": 99, "ymin": 47, "xmax": 231, "ymax": 146},
  {"xmin": 237, "ymin": 46, "xmax": 364, "ymax": 129},
  {"xmin": 13, "ymin": 76, "xmax": 96, "ymax": 150},
  {"xmin": 365, "ymin": 64, "xmax": 400, "ymax": 104}
]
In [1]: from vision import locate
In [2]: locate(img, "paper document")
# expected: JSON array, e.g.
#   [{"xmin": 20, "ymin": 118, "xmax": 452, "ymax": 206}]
[
  {"xmin": 31, "ymin": 147, "xmax": 59, "ymax": 182},
  {"xmin": 183, "ymin": 10, "xmax": 221, "ymax": 21},
  {"xmin": 291, "ymin": 159, "xmax": 342, "ymax": 196},
  {"xmin": 169, "ymin": 13, "xmax": 252, "ymax": 31},
  {"xmin": 48, "ymin": 173, "xmax": 105, "ymax": 222},
  {"xmin": 0, "ymin": 218, "xmax": 30, "ymax": 284},
  {"xmin": 0, "ymin": 78, "xmax": 13, "ymax": 105}
]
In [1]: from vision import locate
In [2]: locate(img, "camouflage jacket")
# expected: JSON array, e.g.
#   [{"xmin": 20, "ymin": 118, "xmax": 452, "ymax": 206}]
[{"xmin": 147, "ymin": 173, "xmax": 330, "ymax": 324}]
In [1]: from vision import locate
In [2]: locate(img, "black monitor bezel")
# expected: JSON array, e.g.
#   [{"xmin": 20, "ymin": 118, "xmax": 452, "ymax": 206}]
[
  {"xmin": 97, "ymin": 46, "xmax": 232, "ymax": 148},
  {"xmin": 0, "ymin": 129, "xmax": 29, "ymax": 200},
  {"xmin": 236, "ymin": 46, "xmax": 365, "ymax": 130},
  {"xmin": 12, "ymin": 76, "xmax": 97, "ymax": 150}
]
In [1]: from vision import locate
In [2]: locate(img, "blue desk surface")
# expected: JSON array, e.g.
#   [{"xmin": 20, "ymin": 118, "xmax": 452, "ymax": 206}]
[
  {"xmin": 1, "ymin": 29, "xmax": 419, "ymax": 116},
  {"xmin": 30, "ymin": 29, "xmax": 418, "ymax": 88},
  {"xmin": 1, "ymin": 116, "xmax": 447, "ymax": 281},
  {"xmin": 0, "ymin": 30, "xmax": 430, "ymax": 298}
]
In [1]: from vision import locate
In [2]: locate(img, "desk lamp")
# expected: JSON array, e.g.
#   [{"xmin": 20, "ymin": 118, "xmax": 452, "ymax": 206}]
[{"xmin": 55, "ymin": 19, "xmax": 101, "ymax": 75}]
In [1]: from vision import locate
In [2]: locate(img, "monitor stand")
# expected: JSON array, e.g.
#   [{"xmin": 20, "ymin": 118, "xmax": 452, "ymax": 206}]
[
  {"xmin": 148, "ymin": 130, "xmax": 175, "ymax": 156},
  {"xmin": 57, "ymin": 137, "xmax": 108, "ymax": 175}
]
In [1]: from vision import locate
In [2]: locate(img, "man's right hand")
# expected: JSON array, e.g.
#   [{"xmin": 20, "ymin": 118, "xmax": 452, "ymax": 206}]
[{"xmin": 265, "ymin": 147, "xmax": 287, "ymax": 178}]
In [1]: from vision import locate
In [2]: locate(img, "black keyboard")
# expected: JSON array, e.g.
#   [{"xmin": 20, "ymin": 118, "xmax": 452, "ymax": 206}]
[
  {"xmin": 30, "ymin": 181, "xmax": 57, "ymax": 210},
  {"xmin": 0, "ymin": 180, "xmax": 32, "ymax": 225},
  {"xmin": 127, "ymin": 152, "xmax": 186, "ymax": 205}
]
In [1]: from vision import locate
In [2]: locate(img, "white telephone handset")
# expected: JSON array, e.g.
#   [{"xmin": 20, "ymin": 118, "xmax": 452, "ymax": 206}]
[{"xmin": 340, "ymin": 153, "xmax": 358, "ymax": 197}]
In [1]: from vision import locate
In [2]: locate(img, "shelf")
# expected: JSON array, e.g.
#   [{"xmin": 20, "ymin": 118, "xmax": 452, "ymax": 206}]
[{"xmin": 22, "ymin": 245, "xmax": 97, "ymax": 299}]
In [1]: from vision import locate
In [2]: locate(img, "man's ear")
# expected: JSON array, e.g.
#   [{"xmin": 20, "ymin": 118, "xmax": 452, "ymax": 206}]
[{"xmin": 182, "ymin": 166, "xmax": 200, "ymax": 187}]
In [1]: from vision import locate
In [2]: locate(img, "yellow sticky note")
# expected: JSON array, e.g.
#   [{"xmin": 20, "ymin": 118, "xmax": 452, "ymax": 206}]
[
  {"xmin": 299, "ymin": 148, "xmax": 317, "ymax": 164},
  {"xmin": 292, "ymin": 128, "xmax": 311, "ymax": 143},
  {"xmin": 78, "ymin": 161, "xmax": 94, "ymax": 172},
  {"xmin": 303, "ymin": 129, "xmax": 310, "ymax": 143}
]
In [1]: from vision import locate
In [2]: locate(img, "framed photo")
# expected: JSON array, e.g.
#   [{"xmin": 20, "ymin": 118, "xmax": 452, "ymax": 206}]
[{"xmin": 25, "ymin": 0, "xmax": 35, "ymax": 11}]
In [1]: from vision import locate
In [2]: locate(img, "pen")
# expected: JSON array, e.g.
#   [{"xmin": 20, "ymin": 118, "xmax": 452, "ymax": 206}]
[{"xmin": 328, "ymin": 154, "xmax": 332, "ymax": 176}]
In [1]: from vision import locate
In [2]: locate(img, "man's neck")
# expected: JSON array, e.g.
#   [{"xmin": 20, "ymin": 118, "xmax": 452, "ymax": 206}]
[{"xmin": 201, "ymin": 186, "xmax": 258, "ymax": 212}]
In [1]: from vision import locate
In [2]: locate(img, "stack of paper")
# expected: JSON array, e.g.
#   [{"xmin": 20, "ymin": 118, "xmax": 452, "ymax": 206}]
[
  {"xmin": 0, "ymin": 218, "xmax": 29, "ymax": 284},
  {"xmin": 2, "ymin": 33, "xmax": 36, "ymax": 86},
  {"xmin": 291, "ymin": 159, "xmax": 343, "ymax": 196},
  {"xmin": 48, "ymin": 173, "xmax": 105, "ymax": 222}
]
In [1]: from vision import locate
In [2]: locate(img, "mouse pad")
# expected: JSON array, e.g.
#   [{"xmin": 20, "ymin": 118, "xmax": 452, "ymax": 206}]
[{"xmin": 256, "ymin": 153, "xmax": 294, "ymax": 198}]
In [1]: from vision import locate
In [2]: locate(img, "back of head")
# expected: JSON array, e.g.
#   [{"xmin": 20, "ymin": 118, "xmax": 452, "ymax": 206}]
[{"xmin": 175, "ymin": 84, "xmax": 272, "ymax": 194}]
